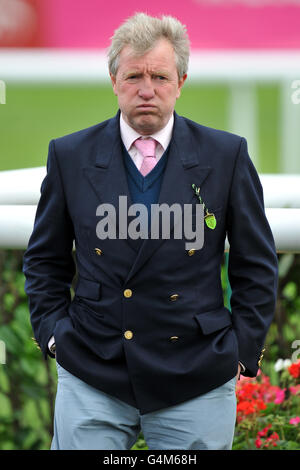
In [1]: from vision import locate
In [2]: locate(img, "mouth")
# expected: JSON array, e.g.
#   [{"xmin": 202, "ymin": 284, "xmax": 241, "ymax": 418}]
[{"xmin": 136, "ymin": 104, "xmax": 157, "ymax": 111}]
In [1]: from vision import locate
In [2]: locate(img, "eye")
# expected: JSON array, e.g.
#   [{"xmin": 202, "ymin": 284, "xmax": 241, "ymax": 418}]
[
  {"xmin": 126, "ymin": 74, "xmax": 140, "ymax": 81},
  {"xmin": 154, "ymin": 75, "xmax": 167, "ymax": 81}
]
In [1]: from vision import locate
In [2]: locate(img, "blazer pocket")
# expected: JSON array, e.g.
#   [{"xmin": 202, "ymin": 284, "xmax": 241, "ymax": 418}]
[
  {"xmin": 194, "ymin": 306, "xmax": 232, "ymax": 335},
  {"xmin": 75, "ymin": 276, "xmax": 101, "ymax": 300},
  {"xmin": 72, "ymin": 276, "xmax": 104, "ymax": 319}
]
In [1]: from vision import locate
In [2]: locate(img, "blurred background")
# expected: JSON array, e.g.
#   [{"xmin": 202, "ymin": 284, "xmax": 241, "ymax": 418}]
[{"xmin": 0, "ymin": 0, "xmax": 300, "ymax": 450}]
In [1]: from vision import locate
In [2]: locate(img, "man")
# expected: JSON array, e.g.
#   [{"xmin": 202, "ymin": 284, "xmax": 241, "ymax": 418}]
[{"xmin": 23, "ymin": 13, "xmax": 278, "ymax": 450}]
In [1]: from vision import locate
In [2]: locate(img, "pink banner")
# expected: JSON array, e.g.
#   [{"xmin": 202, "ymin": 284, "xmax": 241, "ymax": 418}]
[{"xmin": 1, "ymin": 0, "xmax": 300, "ymax": 49}]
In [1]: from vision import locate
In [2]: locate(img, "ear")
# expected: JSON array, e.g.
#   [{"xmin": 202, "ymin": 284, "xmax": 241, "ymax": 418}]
[
  {"xmin": 176, "ymin": 74, "xmax": 187, "ymax": 99},
  {"xmin": 110, "ymin": 73, "xmax": 118, "ymax": 96}
]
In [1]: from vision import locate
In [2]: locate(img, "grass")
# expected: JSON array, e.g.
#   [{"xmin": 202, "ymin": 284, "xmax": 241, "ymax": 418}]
[{"xmin": 0, "ymin": 83, "xmax": 280, "ymax": 172}]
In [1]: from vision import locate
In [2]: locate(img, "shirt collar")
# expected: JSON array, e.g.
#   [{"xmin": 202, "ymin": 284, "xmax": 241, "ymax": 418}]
[{"xmin": 120, "ymin": 112, "xmax": 174, "ymax": 152}]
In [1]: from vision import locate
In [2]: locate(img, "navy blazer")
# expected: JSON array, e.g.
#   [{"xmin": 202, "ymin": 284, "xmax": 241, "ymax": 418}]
[{"xmin": 23, "ymin": 111, "xmax": 278, "ymax": 415}]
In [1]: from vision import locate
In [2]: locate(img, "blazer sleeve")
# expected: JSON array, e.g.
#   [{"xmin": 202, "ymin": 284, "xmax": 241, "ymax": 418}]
[
  {"xmin": 23, "ymin": 139, "xmax": 76, "ymax": 359},
  {"xmin": 226, "ymin": 137, "xmax": 278, "ymax": 377}
]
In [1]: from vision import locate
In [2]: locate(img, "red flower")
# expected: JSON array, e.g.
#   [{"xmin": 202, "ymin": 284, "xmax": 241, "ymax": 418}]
[
  {"xmin": 236, "ymin": 372, "xmax": 288, "ymax": 423},
  {"xmin": 257, "ymin": 424, "xmax": 272, "ymax": 437},
  {"xmin": 255, "ymin": 427, "xmax": 279, "ymax": 449},
  {"xmin": 288, "ymin": 362, "xmax": 300, "ymax": 379},
  {"xmin": 255, "ymin": 437, "xmax": 262, "ymax": 449},
  {"xmin": 237, "ymin": 398, "xmax": 266, "ymax": 423}
]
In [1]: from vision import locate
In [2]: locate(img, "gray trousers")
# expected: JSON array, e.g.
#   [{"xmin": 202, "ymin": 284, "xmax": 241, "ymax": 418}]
[{"xmin": 51, "ymin": 362, "xmax": 237, "ymax": 450}]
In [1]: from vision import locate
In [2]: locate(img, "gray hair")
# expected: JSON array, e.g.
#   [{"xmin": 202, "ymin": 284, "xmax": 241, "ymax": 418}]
[{"xmin": 108, "ymin": 13, "xmax": 190, "ymax": 79}]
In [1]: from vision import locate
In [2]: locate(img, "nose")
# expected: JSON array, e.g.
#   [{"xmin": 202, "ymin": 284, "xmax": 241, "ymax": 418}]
[{"xmin": 138, "ymin": 77, "xmax": 155, "ymax": 100}]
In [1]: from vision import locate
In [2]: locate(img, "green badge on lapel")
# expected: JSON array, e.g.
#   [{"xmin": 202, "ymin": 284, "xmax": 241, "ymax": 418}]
[
  {"xmin": 191, "ymin": 184, "xmax": 217, "ymax": 230},
  {"xmin": 204, "ymin": 211, "xmax": 217, "ymax": 230}
]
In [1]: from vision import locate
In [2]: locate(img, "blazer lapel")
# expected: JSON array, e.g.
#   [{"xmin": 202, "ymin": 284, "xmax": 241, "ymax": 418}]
[
  {"xmin": 83, "ymin": 112, "xmax": 138, "ymax": 253},
  {"xmin": 124, "ymin": 113, "xmax": 211, "ymax": 283}
]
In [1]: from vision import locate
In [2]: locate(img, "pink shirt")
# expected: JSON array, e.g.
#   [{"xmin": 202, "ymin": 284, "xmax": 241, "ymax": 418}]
[{"xmin": 120, "ymin": 113, "xmax": 174, "ymax": 171}]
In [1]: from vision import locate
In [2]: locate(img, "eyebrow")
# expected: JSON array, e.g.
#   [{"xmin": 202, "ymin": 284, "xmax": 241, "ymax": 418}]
[
  {"xmin": 123, "ymin": 70, "xmax": 170, "ymax": 78},
  {"xmin": 122, "ymin": 71, "xmax": 141, "ymax": 77}
]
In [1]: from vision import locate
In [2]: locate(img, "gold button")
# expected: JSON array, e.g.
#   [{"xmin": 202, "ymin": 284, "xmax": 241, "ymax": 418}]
[
  {"xmin": 124, "ymin": 289, "xmax": 132, "ymax": 298},
  {"xmin": 124, "ymin": 330, "xmax": 133, "ymax": 340},
  {"xmin": 170, "ymin": 294, "xmax": 179, "ymax": 301},
  {"xmin": 187, "ymin": 249, "xmax": 195, "ymax": 256},
  {"xmin": 170, "ymin": 336, "xmax": 179, "ymax": 342},
  {"xmin": 94, "ymin": 248, "xmax": 102, "ymax": 256}
]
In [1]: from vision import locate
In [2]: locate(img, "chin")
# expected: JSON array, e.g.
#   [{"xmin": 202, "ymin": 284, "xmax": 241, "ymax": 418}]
[{"xmin": 131, "ymin": 117, "xmax": 161, "ymax": 135}]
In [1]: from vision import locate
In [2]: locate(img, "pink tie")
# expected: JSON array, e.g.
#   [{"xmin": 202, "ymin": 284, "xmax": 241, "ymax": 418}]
[{"xmin": 134, "ymin": 137, "xmax": 157, "ymax": 177}]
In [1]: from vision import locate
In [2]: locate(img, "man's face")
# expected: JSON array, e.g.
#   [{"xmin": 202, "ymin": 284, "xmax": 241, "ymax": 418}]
[{"xmin": 110, "ymin": 38, "xmax": 187, "ymax": 135}]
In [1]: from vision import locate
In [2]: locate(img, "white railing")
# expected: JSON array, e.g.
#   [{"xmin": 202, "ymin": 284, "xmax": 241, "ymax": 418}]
[
  {"xmin": 1, "ymin": 49, "xmax": 300, "ymax": 83},
  {"xmin": 0, "ymin": 167, "xmax": 300, "ymax": 252},
  {"xmin": 0, "ymin": 167, "xmax": 46, "ymax": 205},
  {"xmin": 1, "ymin": 49, "xmax": 300, "ymax": 173}
]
